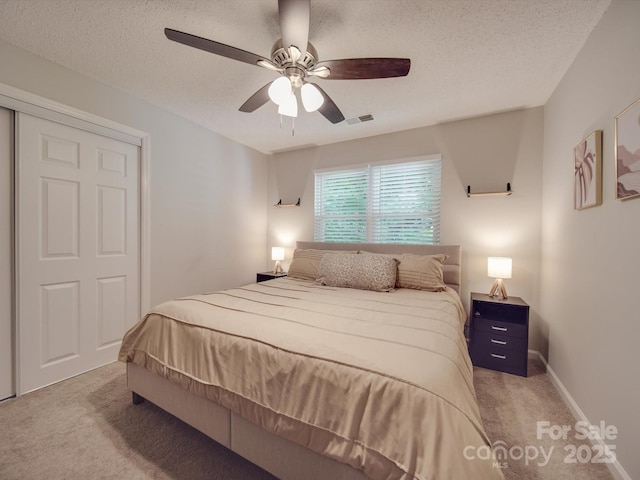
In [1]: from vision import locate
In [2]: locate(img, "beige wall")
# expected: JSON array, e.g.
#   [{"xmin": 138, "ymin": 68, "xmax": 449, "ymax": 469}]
[
  {"xmin": 541, "ymin": 1, "xmax": 639, "ymax": 478},
  {"xmin": 0, "ymin": 39, "xmax": 268, "ymax": 307},
  {"xmin": 267, "ymin": 107, "xmax": 544, "ymax": 347}
]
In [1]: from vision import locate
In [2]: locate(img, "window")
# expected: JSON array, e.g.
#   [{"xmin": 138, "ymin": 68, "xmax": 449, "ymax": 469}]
[{"xmin": 314, "ymin": 156, "xmax": 441, "ymax": 244}]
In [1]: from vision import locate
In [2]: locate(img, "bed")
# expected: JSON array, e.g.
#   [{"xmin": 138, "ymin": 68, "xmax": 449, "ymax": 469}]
[{"xmin": 118, "ymin": 242, "xmax": 503, "ymax": 480}]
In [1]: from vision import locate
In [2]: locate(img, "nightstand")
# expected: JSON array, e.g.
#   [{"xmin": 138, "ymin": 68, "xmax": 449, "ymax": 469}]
[
  {"xmin": 469, "ymin": 292, "xmax": 529, "ymax": 377},
  {"xmin": 256, "ymin": 271, "xmax": 287, "ymax": 283}
]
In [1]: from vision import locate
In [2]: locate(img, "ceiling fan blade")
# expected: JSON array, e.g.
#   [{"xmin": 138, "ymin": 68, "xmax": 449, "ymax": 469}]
[
  {"xmin": 313, "ymin": 84, "xmax": 345, "ymax": 124},
  {"xmin": 165, "ymin": 28, "xmax": 272, "ymax": 68},
  {"xmin": 278, "ymin": 0, "xmax": 310, "ymax": 54},
  {"xmin": 315, "ymin": 58, "xmax": 411, "ymax": 80},
  {"xmin": 239, "ymin": 83, "xmax": 272, "ymax": 113}
]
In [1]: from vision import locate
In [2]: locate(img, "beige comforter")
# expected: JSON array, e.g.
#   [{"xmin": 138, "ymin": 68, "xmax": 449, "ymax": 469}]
[{"xmin": 119, "ymin": 277, "xmax": 503, "ymax": 480}]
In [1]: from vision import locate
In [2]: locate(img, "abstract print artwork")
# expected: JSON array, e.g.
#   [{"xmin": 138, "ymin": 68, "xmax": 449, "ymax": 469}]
[
  {"xmin": 574, "ymin": 130, "xmax": 602, "ymax": 210},
  {"xmin": 615, "ymin": 98, "xmax": 640, "ymax": 200}
]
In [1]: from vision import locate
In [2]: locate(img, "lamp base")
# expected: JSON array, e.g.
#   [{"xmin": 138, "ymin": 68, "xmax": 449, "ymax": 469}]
[
  {"xmin": 273, "ymin": 260, "xmax": 284, "ymax": 274},
  {"xmin": 488, "ymin": 278, "xmax": 508, "ymax": 299}
]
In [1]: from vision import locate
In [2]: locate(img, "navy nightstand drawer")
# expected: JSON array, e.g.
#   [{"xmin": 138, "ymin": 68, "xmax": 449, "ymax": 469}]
[
  {"xmin": 472, "ymin": 316, "xmax": 527, "ymax": 339},
  {"xmin": 472, "ymin": 330, "xmax": 527, "ymax": 353},
  {"xmin": 472, "ymin": 300, "xmax": 528, "ymax": 325},
  {"xmin": 471, "ymin": 345, "xmax": 527, "ymax": 377}
]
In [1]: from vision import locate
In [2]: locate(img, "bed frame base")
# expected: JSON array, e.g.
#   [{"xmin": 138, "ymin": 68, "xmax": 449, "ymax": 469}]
[
  {"xmin": 127, "ymin": 363, "xmax": 368, "ymax": 480},
  {"xmin": 125, "ymin": 243, "xmax": 463, "ymax": 479}
]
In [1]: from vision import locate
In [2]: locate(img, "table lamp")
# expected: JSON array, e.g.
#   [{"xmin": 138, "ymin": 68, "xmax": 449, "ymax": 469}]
[
  {"xmin": 487, "ymin": 257, "xmax": 512, "ymax": 299},
  {"xmin": 272, "ymin": 247, "xmax": 285, "ymax": 274}
]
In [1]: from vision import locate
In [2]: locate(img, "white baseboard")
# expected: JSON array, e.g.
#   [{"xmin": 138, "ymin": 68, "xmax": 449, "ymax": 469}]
[{"xmin": 528, "ymin": 350, "xmax": 631, "ymax": 480}]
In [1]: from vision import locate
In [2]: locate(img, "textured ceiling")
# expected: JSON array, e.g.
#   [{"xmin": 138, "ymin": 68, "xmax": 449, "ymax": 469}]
[{"xmin": 0, "ymin": 0, "xmax": 611, "ymax": 154}]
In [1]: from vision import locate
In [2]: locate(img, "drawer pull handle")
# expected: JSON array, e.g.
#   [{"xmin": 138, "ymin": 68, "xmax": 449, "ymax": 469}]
[
  {"xmin": 491, "ymin": 353, "xmax": 507, "ymax": 360},
  {"xmin": 491, "ymin": 339, "xmax": 507, "ymax": 345},
  {"xmin": 491, "ymin": 326, "xmax": 508, "ymax": 332}
]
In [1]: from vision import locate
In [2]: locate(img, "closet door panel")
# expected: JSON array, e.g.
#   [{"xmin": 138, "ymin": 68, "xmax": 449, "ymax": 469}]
[
  {"xmin": 17, "ymin": 113, "xmax": 139, "ymax": 394},
  {"xmin": 0, "ymin": 107, "xmax": 13, "ymax": 400}
]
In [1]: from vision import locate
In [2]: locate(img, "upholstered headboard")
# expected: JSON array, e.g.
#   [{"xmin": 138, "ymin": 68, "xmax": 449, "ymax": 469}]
[{"xmin": 296, "ymin": 242, "xmax": 462, "ymax": 294}]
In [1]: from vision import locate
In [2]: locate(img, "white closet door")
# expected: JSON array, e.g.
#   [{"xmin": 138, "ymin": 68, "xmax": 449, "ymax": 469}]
[
  {"xmin": 0, "ymin": 107, "xmax": 13, "ymax": 400},
  {"xmin": 17, "ymin": 112, "xmax": 140, "ymax": 394}
]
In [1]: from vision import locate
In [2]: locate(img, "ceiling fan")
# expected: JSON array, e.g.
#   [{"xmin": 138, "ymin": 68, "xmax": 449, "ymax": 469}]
[{"xmin": 165, "ymin": 0, "xmax": 411, "ymax": 124}]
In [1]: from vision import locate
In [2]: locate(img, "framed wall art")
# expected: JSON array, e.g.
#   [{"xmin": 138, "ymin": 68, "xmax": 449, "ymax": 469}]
[
  {"xmin": 574, "ymin": 130, "xmax": 602, "ymax": 210},
  {"xmin": 615, "ymin": 97, "xmax": 640, "ymax": 201}
]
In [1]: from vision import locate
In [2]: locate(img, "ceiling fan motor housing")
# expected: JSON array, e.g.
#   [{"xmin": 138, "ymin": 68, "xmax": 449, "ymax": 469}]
[
  {"xmin": 271, "ymin": 39, "xmax": 318, "ymax": 73},
  {"xmin": 284, "ymin": 66, "xmax": 305, "ymax": 87}
]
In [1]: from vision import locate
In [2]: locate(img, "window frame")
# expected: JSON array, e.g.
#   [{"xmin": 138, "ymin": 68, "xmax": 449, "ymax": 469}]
[{"xmin": 313, "ymin": 154, "xmax": 442, "ymax": 245}]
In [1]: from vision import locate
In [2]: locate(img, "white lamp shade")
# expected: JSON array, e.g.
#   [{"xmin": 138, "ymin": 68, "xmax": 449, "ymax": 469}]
[
  {"xmin": 487, "ymin": 257, "xmax": 512, "ymax": 279},
  {"xmin": 277, "ymin": 93, "xmax": 298, "ymax": 117},
  {"xmin": 268, "ymin": 77, "xmax": 292, "ymax": 106},
  {"xmin": 301, "ymin": 83, "xmax": 324, "ymax": 112},
  {"xmin": 271, "ymin": 247, "xmax": 285, "ymax": 261}
]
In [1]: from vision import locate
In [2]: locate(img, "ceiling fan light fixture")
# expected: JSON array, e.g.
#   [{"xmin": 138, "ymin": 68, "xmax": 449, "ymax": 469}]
[
  {"xmin": 268, "ymin": 76, "xmax": 292, "ymax": 106},
  {"xmin": 278, "ymin": 92, "xmax": 298, "ymax": 117},
  {"xmin": 301, "ymin": 83, "xmax": 324, "ymax": 112}
]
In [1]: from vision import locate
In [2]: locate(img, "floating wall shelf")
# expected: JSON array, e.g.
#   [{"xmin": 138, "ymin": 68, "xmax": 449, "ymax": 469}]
[
  {"xmin": 467, "ymin": 183, "xmax": 512, "ymax": 198},
  {"xmin": 274, "ymin": 198, "xmax": 301, "ymax": 207}
]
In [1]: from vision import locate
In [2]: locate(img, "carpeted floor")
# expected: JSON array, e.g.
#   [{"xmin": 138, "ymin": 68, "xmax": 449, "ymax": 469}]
[
  {"xmin": 0, "ymin": 358, "xmax": 614, "ymax": 480},
  {"xmin": 474, "ymin": 358, "xmax": 613, "ymax": 480},
  {"xmin": 0, "ymin": 362, "xmax": 275, "ymax": 480}
]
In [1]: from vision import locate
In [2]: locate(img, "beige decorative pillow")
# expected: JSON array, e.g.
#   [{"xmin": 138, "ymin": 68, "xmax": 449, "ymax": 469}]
[
  {"xmin": 287, "ymin": 249, "xmax": 357, "ymax": 280},
  {"xmin": 396, "ymin": 253, "xmax": 448, "ymax": 291},
  {"xmin": 317, "ymin": 253, "xmax": 398, "ymax": 292},
  {"xmin": 359, "ymin": 251, "xmax": 448, "ymax": 291}
]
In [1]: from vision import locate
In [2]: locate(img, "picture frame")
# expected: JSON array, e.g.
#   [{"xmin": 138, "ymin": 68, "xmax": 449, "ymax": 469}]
[
  {"xmin": 615, "ymin": 97, "xmax": 640, "ymax": 201},
  {"xmin": 574, "ymin": 130, "xmax": 602, "ymax": 210}
]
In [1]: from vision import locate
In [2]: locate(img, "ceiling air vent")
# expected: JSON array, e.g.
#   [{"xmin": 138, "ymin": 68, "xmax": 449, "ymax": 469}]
[{"xmin": 346, "ymin": 114, "xmax": 374, "ymax": 125}]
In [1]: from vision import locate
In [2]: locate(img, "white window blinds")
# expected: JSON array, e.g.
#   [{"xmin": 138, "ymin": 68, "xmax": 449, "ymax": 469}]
[{"xmin": 314, "ymin": 156, "xmax": 441, "ymax": 244}]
